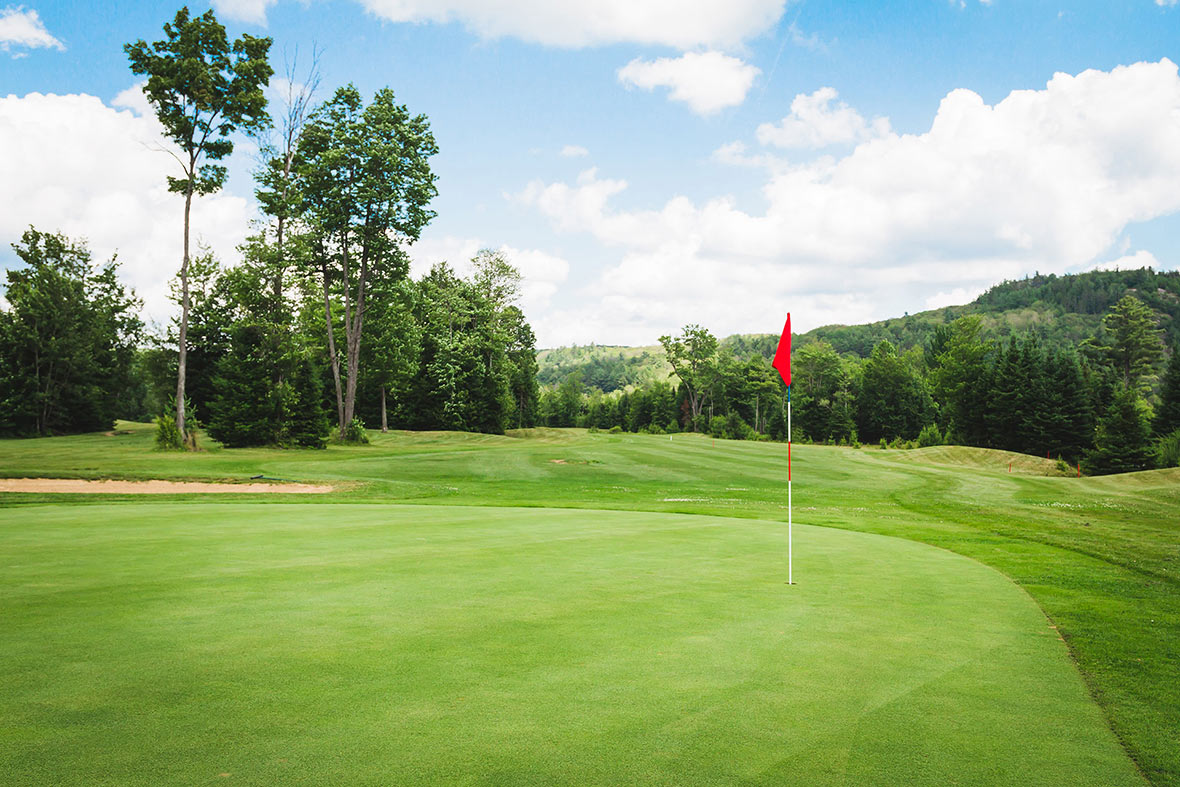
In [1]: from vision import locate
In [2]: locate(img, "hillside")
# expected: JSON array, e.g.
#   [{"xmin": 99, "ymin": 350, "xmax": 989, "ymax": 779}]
[{"xmin": 537, "ymin": 267, "xmax": 1180, "ymax": 391}]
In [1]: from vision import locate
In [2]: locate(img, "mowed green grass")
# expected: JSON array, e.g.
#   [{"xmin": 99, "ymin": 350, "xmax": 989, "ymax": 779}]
[
  {"xmin": 2, "ymin": 423, "xmax": 1178, "ymax": 783},
  {"xmin": 2, "ymin": 503, "xmax": 1139, "ymax": 785}
]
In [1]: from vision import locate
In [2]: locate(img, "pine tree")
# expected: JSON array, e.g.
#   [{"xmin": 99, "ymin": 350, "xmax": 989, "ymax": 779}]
[
  {"xmin": 286, "ymin": 355, "xmax": 329, "ymax": 448},
  {"xmin": 1154, "ymin": 346, "xmax": 1180, "ymax": 437},
  {"xmin": 1100, "ymin": 294, "xmax": 1164, "ymax": 393},
  {"xmin": 1047, "ymin": 352, "xmax": 1094, "ymax": 461},
  {"xmin": 1083, "ymin": 386, "xmax": 1155, "ymax": 475},
  {"xmin": 207, "ymin": 324, "xmax": 277, "ymax": 447}
]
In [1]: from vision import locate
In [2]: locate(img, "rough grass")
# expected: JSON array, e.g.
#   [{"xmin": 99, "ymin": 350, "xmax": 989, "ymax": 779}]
[{"xmin": 1, "ymin": 423, "xmax": 1178, "ymax": 783}]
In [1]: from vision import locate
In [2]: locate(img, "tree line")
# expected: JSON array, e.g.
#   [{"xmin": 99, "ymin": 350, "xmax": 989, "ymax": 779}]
[
  {"xmin": 536, "ymin": 295, "xmax": 1180, "ymax": 475},
  {"xmin": 0, "ymin": 6, "xmax": 540, "ymax": 445}
]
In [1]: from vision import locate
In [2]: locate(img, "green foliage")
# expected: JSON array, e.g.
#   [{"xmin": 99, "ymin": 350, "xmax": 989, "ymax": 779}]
[
  {"xmin": 294, "ymin": 82, "xmax": 439, "ymax": 432},
  {"xmin": 659, "ymin": 324, "xmax": 718, "ymax": 429},
  {"xmin": 1084, "ymin": 386, "xmax": 1156, "ymax": 475},
  {"xmin": 154, "ymin": 413, "xmax": 183, "ymax": 450},
  {"xmin": 1155, "ymin": 346, "xmax": 1180, "ymax": 437},
  {"xmin": 338, "ymin": 417, "xmax": 369, "ymax": 444},
  {"xmin": 855, "ymin": 340, "xmax": 934, "ymax": 442},
  {"xmin": 0, "ymin": 228, "xmax": 142, "ymax": 437},
  {"xmin": 917, "ymin": 423, "xmax": 944, "ymax": 447},
  {"xmin": 207, "ymin": 324, "xmax": 278, "ymax": 448},
  {"xmin": 792, "ymin": 342, "xmax": 855, "ymax": 442},
  {"xmin": 286, "ymin": 357, "xmax": 329, "ymax": 449},
  {"xmin": 1154, "ymin": 429, "xmax": 1180, "ymax": 469},
  {"xmin": 124, "ymin": 7, "xmax": 273, "ymax": 197},
  {"xmin": 1090, "ymin": 294, "xmax": 1165, "ymax": 393}
]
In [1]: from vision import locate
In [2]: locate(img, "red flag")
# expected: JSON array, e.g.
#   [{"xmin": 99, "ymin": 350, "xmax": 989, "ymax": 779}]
[{"xmin": 772, "ymin": 313, "xmax": 791, "ymax": 388}]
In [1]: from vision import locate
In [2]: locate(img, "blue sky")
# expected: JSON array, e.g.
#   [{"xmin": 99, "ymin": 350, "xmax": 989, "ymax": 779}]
[{"xmin": 3, "ymin": 0, "xmax": 1180, "ymax": 345}]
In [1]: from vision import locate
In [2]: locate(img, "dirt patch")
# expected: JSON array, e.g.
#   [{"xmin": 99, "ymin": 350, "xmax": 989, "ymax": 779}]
[
  {"xmin": 0, "ymin": 478, "xmax": 333, "ymax": 494},
  {"xmin": 549, "ymin": 459, "xmax": 567, "ymax": 464}
]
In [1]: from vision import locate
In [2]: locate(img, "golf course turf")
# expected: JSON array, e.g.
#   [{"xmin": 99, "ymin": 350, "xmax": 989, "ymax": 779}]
[{"xmin": 1, "ymin": 423, "xmax": 1177, "ymax": 784}]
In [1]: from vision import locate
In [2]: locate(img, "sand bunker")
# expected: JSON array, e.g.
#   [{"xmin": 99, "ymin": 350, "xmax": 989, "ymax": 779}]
[{"xmin": 0, "ymin": 478, "xmax": 332, "ymax": 494}]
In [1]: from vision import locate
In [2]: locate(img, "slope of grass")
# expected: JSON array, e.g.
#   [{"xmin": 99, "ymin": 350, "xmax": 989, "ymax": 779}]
[
  {"xmin": 1, "ymin": 425, "xmax": 1178, "ymax": 782},
  {"xmin": 1, "ymin": 504, "xmax": 1140, "ymax": 785}
]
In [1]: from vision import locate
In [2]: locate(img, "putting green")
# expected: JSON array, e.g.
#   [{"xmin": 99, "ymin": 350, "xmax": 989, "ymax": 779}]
[{"xmin": 1, "ymin": 503, "xmax": 1140, "ymax": 785}]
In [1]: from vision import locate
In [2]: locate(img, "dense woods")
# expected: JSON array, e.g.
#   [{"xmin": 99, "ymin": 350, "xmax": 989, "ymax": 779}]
[{"xmin": 535, "ymin": 277, "xmax": 1180, "ymax": 475}]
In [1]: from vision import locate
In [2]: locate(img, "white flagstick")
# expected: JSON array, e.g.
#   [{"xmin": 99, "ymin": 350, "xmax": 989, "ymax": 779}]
[{"xmin": 788, "ymin": 385, "xmax": 792, "ymax": 586}]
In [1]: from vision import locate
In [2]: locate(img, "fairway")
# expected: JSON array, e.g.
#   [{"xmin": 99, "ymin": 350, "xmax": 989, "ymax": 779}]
[{"xmin": 1, "ymin": 502, "xmax": 1141, "ymax": 785}]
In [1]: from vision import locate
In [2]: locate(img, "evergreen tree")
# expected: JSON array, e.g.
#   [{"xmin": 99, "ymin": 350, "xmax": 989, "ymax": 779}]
[
  {"xmin": 985, "ymin": 338, "xmax": 1029, "ymax": 452},
  {"xmin": 0, "ymin": 229, "xmax": 141, "ymax": 436},
  {"xmin": 207, "ymin": 324, "xmax": 277, "ymax": 447},
  {"xmin": 286, "ymin": 355, "xmax": 329, "ymax": 448},
  {"xmin": 1083, "ymin": 386, "xmax": 1155, "ymax": 475},
  {"xmin": 1154, "ymin": 346, "xmax": 1180, "ymax": 437},
  {"xmin": 1046, "ymin": 351, "xmax": 1094, "ymax": 460},
  {"xmin": 1098, "ymin": 294, "xmax": 1164, "ymax": 393}
]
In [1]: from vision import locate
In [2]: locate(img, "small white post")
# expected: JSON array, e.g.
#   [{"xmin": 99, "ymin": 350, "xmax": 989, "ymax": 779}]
[{"xmin": 788, "ymin": 387, "xmax": 792, "ymax": 586}]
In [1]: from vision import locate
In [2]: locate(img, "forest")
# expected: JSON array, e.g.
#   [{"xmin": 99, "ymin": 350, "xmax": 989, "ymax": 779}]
[{"xmin": 534, "ymin": 286, "xmax": 1180, "ymax": 475}]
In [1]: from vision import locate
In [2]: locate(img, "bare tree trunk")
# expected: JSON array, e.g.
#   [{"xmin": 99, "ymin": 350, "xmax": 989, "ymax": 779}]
[
  {"xmin": 176, "ymin": 184, "xmax": 193, "ymax": 441},
  {"xmin": 381, "ymin": 387, "xmax": 388, "ymax": 432},
  {"xmin": 320, "ymin": 258, "xmax": 345, "ymax": 433}
]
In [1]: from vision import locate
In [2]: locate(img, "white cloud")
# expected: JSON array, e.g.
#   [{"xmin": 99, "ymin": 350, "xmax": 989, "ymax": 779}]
[
  {"xmin": 359, "ymin": 0, "xmax": 785, "ymax": 49},
  {"xmin": 518, "ymin": 60, "xmax": 1180, "ymax": 343},
  {"xmin": 0, "ymin": 6, "xmax": 63, "ymax": 54},
  {"xmin": 757, "ymin": 87, "xmax": 891, "ymax": 149},
  {"xmin": 211, "ymin": 0, "xmax": 278, "ymax": 25},
  {"xmin": 560, "ymin": 144, "xmax": 589, "ymax": 158},
  {"xmin": 0, "ymin": 91, "xmax": 254, "ymax": 326},
  {"xmin": 408, "ymin": 235, "xmax": 570, "ymax": 321},
  {"xmin": 1088, "ymin": 249, "xmax": 1161, "ymax": 271},
  {"xmin": 1156, "ymin": 0, "xmax": 1177, "ymax": 6},
  {"xmin": 924, "ymin": 287, "xmax": 985, "ymax": 310},
  {"xmin": 617, "ymin": 51, "xmax": 761, "ymax": 115}
]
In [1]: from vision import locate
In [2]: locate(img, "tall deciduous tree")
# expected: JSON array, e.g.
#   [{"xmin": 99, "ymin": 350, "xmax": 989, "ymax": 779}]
[
  {"xmin": 125, "ymin": 6, "xmax": 272, "ymax": 441},
  {"xmin": 659, "ymin": 324, "xmax": 718, "ymax": 430},
  {"xmin": 255, "ymin": 49, "xmax": 320, "ymax": 309},
  {"xmin": 294, "ymin": 84, "xmax": 438, "ymax": 437},
  {"xmin": 856, "ymin": 339, "xmax": 934, "ymax": 442}
]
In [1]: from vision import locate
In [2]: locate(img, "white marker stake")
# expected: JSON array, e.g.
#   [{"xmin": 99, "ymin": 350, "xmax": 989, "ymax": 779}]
[{"xmin": 788, "ymin": 386, "xmax": 792, "ymax": 586}]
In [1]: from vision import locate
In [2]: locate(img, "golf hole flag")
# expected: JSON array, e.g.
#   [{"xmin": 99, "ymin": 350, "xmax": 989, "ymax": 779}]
[{"xmin": 773, "ymin": 314, "xmax": 794, "ymax": 585}]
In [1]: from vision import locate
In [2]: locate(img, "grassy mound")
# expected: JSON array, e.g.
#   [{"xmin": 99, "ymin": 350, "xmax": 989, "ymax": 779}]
[{"xmin": 1, "ymin": 504, "xmax": 1138, "ymax": 785}]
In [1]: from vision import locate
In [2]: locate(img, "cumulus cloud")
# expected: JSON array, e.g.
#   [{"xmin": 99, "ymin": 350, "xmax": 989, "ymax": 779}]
[
  {"xmin": 757, "ymin": 87, "xmax": 891, "ymax": 149},
  {"xmin": 211, "ymin": 0, "xmax": 278, "ymax": 25},
  {"xmin": 519, "ymin": 60, "xmax": 1180, "ymax": 343},
  {"xmin": 358, "ymin": 0, "xmax": 785, "ymax": 49},
  {"xmin": 1088, "ymin": 249, "xmax": 1161, "ymax": 271},
  {"xmin": 0, "ymin": 90, "xmax": 254, "ymax": 326},
  {"xmin": 617, "ymin": 51, "xmax": 761, "ymax": 115},
  {"xmin": 408, "ymin": 235, "xmax": 570, "ymax": 321},
  {"xmin": 0, "ymin": 6, "xmax": 63, "ymax": 54},
  {"xmin": 560, "ymin": 144, "xmax": 589, "ymax": 158}
]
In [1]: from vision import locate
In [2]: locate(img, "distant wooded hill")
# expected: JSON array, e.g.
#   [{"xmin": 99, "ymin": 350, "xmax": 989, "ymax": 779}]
[{"xmin": 537, "ymin": 267, "xmax": 1180, "ymax": 392}]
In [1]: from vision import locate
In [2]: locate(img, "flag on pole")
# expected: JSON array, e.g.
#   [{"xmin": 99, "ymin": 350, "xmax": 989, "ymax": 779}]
[
  {"xmin": 772, "ymin": 314, "xmax": 793, "ymax": 585},
  {"xmin": 772, "ymin": 314, "xmax": 791, "ymax": 388}
]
